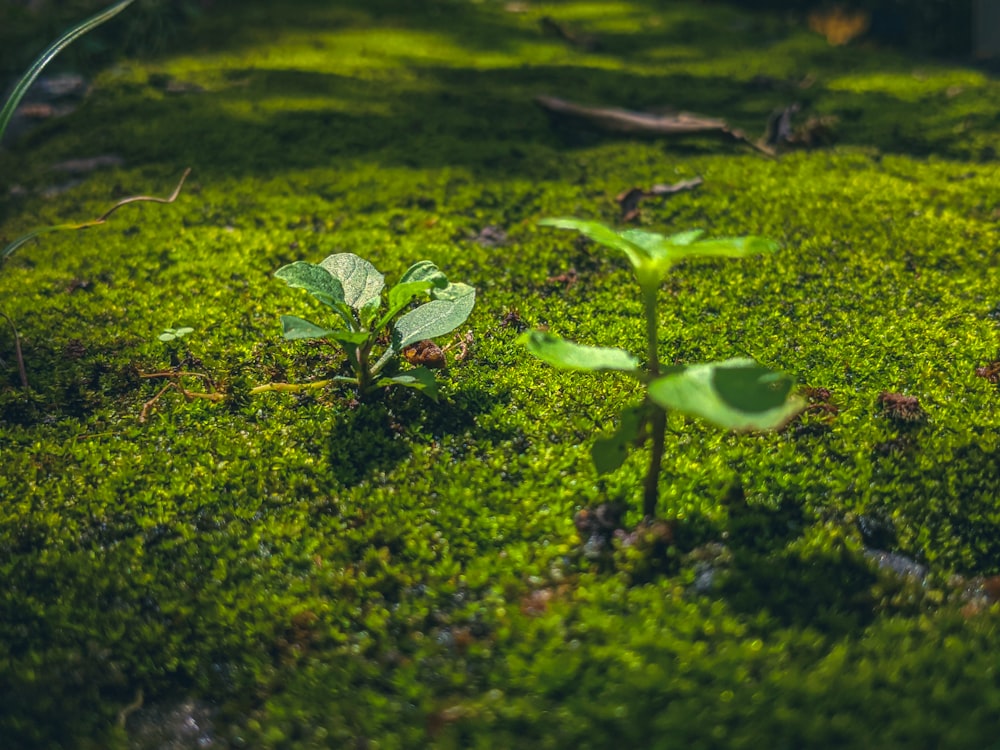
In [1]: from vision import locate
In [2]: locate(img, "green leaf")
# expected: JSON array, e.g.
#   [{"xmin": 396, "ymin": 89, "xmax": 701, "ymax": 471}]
[
  {"xmin": 275, "ymin": 262, "xmax": 346, "ymax": 308},
  {"xmin": 319, "ymin": 253, "xmax": 385, "ymax": 310},
  {"xmin": 648, "ymin": 358, "xmax": 804, "ymax": 431},
  {"xmin": 326, "ymin": 329, "xmax": 370, "ymax": 346},
  {"xmin": 280, "ymin": 315, "xmax": 337, "ymax": 341},
  {"xmin": 0, "ymin": 0, "xmax": 136, "ymax": 143},
  {"xmin": 393, "ymin": 283, "xmax": 475, "ymax": 350},
  {"xmin": 519, "ymin": 330, "xmax": 640, "ymax": 373},
  {"xmin": 385, "ymin": 261, "xmax": 448, "ymax": 319},
  {"xmin": 378, "ymin": 367, "xmax": 440, "ymax": 400},
  {"xmin": 665, "ymin": 235, "xmax": 780, "ymax": 261},
  {"xmin": 592, "ymin": 404, "xmax": 646, "ymax": 475},
  {"xmin": 539, "ymin": 217, "xmax": 647, "ymax": 271},
  {"xmin": 174, "ymin": 327, "xmax": 194, "ymax": 337},
  {"xmin": 541, "ymin": 218, "xmax": 778, "ymax": 292}
]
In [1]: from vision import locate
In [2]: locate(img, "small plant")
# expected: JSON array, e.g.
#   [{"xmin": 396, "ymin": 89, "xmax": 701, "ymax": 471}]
[
  {"xmin": 274, "ymin": 253, "xmax": 475, "ymax": 400},
  {"xmin": 521, "ymin": 218, "xmax": 804, "ymax": 519},
  {"xmin": 157, "ymin": 326, "xmax": 194, "ymax": 343},
  {"xmin": 157, "ymin": 325, "xmax": 194, "ymax": 367}
]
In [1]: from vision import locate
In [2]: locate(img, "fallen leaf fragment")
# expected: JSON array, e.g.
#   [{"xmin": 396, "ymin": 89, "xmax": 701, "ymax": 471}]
[
  {"xmin": 616, "ymin": 176, "xmax": 703, "ymax": 221},
  {"xmin": 535, "ymin": 95, "xmax": 774, "ymax": 155}
]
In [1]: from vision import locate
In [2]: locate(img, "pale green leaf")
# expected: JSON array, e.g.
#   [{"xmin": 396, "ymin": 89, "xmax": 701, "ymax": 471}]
[
  {"xmin": 666, "ymin": 235, "xmax": 779, "ymax": 261},
  {"xmin": 539, "ymin": 217, "xmax": 647, "ymax": 271},
  {"xmin": 275, "ymin": 261, "xmax": 346, "ymax": 307},
  {"xmin": 519, "ymin": 330, "xmax": 640, "ymax": 373},
  {"xmin": 319, "ymin": 253, "xmax": 385, "ymax": 310},
  {"xmin": 393, "ymin": 284, "xmax": 475, "ymax": 350}
]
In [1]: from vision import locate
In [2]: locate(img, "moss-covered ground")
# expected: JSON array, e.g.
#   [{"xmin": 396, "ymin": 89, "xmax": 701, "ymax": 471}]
[{"xmin": 1, "ymin": 0, "xmax": 999, "ymax": 747}]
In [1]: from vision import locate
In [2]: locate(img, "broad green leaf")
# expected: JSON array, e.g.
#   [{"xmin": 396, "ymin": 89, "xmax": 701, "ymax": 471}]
[
  {"xmin": 275, "ymin": 262, "xmax": 346, "ymax": 307},
  {"xmin": 280, "ymin": 315, "xmax": 336, "ymax": 341},
  {"xmin": 431, "ymin": 282, "xmax": 475, "ymax": 303},
  {"xmin": 666, "ymin": 236, "xmax": 779, "ymax": 261},
  {"xmin": 539, "ymin": 217, "xmax": 647, "ymax": 271},
  {"xmin": 648, "ymin": 358, "xmax": 804, "ymax": 431},
  {"xmin": 592, "ymin": 404, "xmax": 647, "ymax": 475},
  {"xmin": 386, "ymin": 261, "xmax": 448, "ymax": 318},
  {"xmin": 520, "ymin": 330, "xmax": 640, "ymax": 373},
  {"xmin": 393, "ymin": 284, "xmax": 476, "ymax": 350},
  {"xmin": 378, "ymin": 367, "xmax": 439, "ymax": 400},
  {"xmin": 326, "ymin": 329, "xmax": 370, "ymax": 346},
  {"xmin": 319, "ymin": 253, "xmax": 385, "ymax": 310},
  {"xmin": 664, "ymin": 229, "xmax": 706, "ymax": 246}
]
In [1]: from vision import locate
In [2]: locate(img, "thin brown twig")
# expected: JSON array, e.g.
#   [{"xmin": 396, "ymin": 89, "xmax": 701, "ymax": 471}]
[
  {"xmin": 92, "ymin": 167, "xmax": 191, "ymax": 224},
  {"xmin": 0, "ymin": 309, "xmax": 28, "ymax": 388}
]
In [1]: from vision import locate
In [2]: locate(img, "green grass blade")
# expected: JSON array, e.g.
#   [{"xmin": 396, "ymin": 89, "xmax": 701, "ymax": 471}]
[{"xmin": 0, "ymin": 0, "xmax": 136, "ymax": 142}]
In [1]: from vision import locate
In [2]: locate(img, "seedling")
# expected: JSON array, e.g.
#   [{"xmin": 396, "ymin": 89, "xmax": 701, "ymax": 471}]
[
  {"xmin": 521, "ymin": 218, "xmax": 804, "ymax": 519},
  {"xmin": 136, "ymin": 257, "xmax": 474, "ymax": 420},
  {"xmin": 274, "ymin": 253, "xmax": 475, "ymax": 400},
  {"xmin": 157, "ymin": 325, "xmax": 194, "ymax": 368},
  {"xmin": 157, "ymin": 326, "xmax": 194, "ymax": 343}
]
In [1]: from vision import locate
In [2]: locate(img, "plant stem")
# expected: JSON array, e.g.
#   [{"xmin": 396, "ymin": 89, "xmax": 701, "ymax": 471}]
[
  {"xmin": 641, "ymin": 283, "xmax": 665, "ymax": 520},
  {"xmin": 249, "ymin": 378, "xmax": 355, "ymax": 395},
  {"xmin": 643, "ymin": 405, "xmax": 666, "ymax": 520}
]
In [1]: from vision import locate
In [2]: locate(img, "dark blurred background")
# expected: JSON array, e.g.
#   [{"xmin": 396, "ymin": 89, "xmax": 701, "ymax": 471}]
[{"xmin": 0, "ymin": 0, "xmax": 990, "ymax": 81}]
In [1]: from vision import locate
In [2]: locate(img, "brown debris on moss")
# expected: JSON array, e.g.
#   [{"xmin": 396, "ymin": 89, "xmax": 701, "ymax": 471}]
[{"xmin": 877, "ymin": 391, "xmax": 927, "ymax": 423}]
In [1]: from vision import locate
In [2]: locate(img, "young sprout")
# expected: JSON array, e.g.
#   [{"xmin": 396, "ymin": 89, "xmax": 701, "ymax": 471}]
[
  {"xmin": 157, "ymin": 326, "xmax": 194, "ymax": 343},
  {"xmin": 521, "ymin": 218, "xmax": 803, "ymax": 519}
]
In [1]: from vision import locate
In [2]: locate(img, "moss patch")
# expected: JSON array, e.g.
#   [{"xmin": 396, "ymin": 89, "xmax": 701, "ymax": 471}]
[{"xmin": 1, "ymin": 0, "xmax": 999, "ymax": 747}]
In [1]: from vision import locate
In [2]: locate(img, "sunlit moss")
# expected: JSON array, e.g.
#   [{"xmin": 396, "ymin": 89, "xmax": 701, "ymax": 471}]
[{"xmin": 1, "ymin": 0, "xmax": 999, "ymax": 747}]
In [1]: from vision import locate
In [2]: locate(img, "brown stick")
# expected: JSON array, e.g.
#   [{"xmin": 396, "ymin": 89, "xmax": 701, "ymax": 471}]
[
  {"xmin": 535, "ymin": 96, "xmax": 775, "ymax": 156},
  {"xmin": 0, "ymin": 310, "xmax": 28, "ymax": 388}
]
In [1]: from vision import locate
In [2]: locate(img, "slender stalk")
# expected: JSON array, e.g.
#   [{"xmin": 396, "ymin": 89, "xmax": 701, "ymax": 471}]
[
  {"xmin": 640, "ymin": 283, "xmax": 665, "ymax": 520},
  {"xmin": 249, "ymin": 377, "xmax": 356, "ymax": 395},
  {"xmin": 0, "ymin": 310, "xmax": 28, "ymax": 388},
  {"xmin": 0, "ymin": 0, "xmax": 136, "ymax": 141}
]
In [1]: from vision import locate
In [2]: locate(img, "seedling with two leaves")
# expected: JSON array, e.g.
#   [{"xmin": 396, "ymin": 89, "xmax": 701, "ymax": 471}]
[
  {"xmin": 274, "ymin": 253, "xmax": 475, "ymax": 401},
  {"xmin": 521, "ymin": 218, "xmax": 804, "ymax": 520}
]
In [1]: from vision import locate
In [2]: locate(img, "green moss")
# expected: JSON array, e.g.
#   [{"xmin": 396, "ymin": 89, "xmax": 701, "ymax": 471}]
[{"xmin": 1, "ymin": 0, "xmax": 1000, "ymax": 747}]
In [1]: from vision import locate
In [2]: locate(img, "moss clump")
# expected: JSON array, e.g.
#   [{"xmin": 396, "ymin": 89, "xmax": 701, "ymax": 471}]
[{"xmin": 1, "ymin": 0, "xmax": 999, "ymax": 747}]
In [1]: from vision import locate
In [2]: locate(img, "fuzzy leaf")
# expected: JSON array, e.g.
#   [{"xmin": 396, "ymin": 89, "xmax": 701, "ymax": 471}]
[
  {"xmin": 378, "ymin": 367, "xmax": 439, "ymax": 400},
  {"xmin": 275, "ymin": 261, "xmax": 346, "ymax": 307},
  {"xmin": 280, "ymin": 315, "xmax": 337, "ymax": 340},
  {"xmin": 648, "ymin": 358, "xmax": 804, "ymax": 431},
  {"xmin": 393, "ymin": 283, "xmax": 475, "ymax": 350},
  {"xmin": 320, "ymin": 253, "xmax": 385, "ymax": 310},
  {"xmin": 592, "ymin": 404, "xmax": 646, "ymax": 475},
  {"xmin": 520, "ymin": 330, "xmax": 640, "ymax": 373}
]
